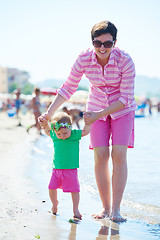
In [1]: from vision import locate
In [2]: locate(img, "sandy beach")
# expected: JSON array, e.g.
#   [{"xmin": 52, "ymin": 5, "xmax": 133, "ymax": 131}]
[
  {"xmin": 0, "ymin": 111, "xmax": 119, "ymax": 240},
  {"xmin": 0, "ymin": 112, "xmax": 47, "ymax": 239},
  {"xmin": 0, "ymin": 111, "xmax": 159, "ymax": 240}
]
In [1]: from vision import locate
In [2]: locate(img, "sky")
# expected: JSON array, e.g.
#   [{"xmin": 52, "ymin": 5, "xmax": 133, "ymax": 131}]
[{"xmin": 0, "ymin": 0, "xmax": 160, "ymax": 84}]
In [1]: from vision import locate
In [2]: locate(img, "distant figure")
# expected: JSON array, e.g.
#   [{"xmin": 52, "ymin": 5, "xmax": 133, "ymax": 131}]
[
  {"xmin": 6, "ymin": 98, "xmax": 13, "ymax": 110},
  {"xmin": 138, "ymin": 98, "xmax": 152, "ymax": 116},
  {"xmin": 14, "ymin": 88, "xmax": 22, "ymax": 126},
  {"xmin": 42, "ymin": 112, "xmax": 90, "ymax": 219},
  {"xmin": 62, "ymin": 107, "xmax": 83, "ymax": 129},
  {"xmin": 157, "ymin": 102, "xmax": 160, "ymax": 112},
  {"xmin": 27, "ymin": 88, "xmax": 42, "ymax": 134},
  {"xmin": 146, "ymin": 98, "xmax": 152, "ymax": 115}
]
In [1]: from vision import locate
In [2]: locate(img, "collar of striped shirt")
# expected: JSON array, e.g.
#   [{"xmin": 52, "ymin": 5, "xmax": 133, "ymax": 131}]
[{"xmin": 91, "ymin": 48, "xmax": 115, "ymax": 66}]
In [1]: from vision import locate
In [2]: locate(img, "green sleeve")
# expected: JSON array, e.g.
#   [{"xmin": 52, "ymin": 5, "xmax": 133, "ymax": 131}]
[{"xmin": 71, "ymin": 129, "xmax": 82, "ymax": 140}]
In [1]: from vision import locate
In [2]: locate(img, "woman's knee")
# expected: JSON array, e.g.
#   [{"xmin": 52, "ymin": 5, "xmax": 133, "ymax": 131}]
[
  {"xmin": 111, "ymin": 145, "xmax": 127, "ymax": 164},
  {"xmin": 94, "ymin": 147, "xmax": 109, "ymax": 166}
]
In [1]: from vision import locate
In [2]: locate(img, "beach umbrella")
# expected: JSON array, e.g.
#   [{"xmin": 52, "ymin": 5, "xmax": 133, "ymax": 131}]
[{"xmin": 40, "ymin": 87, "xmax": 57, "ymax": 95}]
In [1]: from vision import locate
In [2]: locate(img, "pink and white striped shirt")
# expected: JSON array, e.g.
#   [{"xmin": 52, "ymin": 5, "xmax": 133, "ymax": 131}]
[{"xmin": 57, "ymin": 47, "xmax": 137, "ymax": 120}]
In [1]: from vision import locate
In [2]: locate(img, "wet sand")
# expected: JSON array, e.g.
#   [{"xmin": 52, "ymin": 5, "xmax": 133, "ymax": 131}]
[{"xmin": 0, "ymin": 111, "xmax": 157, "ymax": 240}]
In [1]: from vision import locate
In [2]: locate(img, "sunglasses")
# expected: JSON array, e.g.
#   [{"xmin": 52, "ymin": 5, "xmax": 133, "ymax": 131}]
[{"xmin": 93, "ymin": 40, "xmax": 115, "ymax": 48}]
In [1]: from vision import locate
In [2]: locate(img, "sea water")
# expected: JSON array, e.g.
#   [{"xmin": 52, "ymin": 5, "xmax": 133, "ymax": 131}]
[{"xmin": 28, "ymin": 111, "xmax": 160, "ymax": 239}]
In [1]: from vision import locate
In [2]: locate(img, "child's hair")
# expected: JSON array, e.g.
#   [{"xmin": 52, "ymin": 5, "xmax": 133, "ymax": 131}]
[{"xmin": 51, "ymin": 112, "xmax": 72, "ymax": 126}]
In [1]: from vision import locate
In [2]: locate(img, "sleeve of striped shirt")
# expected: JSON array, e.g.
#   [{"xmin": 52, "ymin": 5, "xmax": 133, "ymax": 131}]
[
  {"xmin": 57, "ymin": 54, "xmax": 84, "ymax": 100},
  {"xmin": 119, "ymin": 56, "xmax": 135, "ymax": 107}
]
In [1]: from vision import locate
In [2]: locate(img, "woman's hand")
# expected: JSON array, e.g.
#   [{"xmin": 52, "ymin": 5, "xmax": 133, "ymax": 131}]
[{"xmin": 83, "ymin": 111, "xmax": 101, "ymax": 125}]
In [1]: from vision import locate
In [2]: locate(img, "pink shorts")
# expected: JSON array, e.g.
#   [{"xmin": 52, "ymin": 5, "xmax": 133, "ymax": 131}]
[
  {"xmin": 48, "ymin": 169, "xmax": 80, "ymax": 192},
  {"xmin": 89, "ymin": 111, "xmax": 135, "ymax": 149}
]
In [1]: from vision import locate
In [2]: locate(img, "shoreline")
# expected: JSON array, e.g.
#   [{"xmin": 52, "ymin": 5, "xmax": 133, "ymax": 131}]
[{"xmin": 0, "ymin": 111, "xmax": 159, "ymax": 240}]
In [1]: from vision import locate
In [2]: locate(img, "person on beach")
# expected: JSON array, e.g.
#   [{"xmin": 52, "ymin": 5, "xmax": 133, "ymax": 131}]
[
  {"xmin": 38, "ymin": 20, "xmax": 137, "ymax": 222},
  {"xmin": 14, "ymin": 88, "xmax": 22, "ymax": 126},
  {"xmin": 62, "ymin": 106, "xmax": 83, "ymax": 129},
  {"xmin": 42, "ymin": 111, "xmax": 90, "ymax": 219},
  {"xmin": 27, "ymin": 88, "xmax": 42, "ymax": 134}
]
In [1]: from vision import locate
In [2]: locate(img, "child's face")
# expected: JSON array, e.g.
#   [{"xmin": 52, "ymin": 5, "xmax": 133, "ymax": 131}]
[{"xmin": 55, "ymin": 127, "xmax": 71, "ymax": 140}]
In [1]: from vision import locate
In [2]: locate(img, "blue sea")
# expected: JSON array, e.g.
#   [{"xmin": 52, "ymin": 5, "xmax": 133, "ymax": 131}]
[{"xmin": 27, "ymin": 110, "xmax": 160, "ymax": 239}]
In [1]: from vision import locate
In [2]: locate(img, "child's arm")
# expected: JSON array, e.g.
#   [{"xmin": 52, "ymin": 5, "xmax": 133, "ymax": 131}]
[
  {"xmin": 81, "ymin": 123, "xmax": 91, "ymax": 137},
  {"xmin": 43, "ymin": 122, "xmax": 51, "ymax": 136}
]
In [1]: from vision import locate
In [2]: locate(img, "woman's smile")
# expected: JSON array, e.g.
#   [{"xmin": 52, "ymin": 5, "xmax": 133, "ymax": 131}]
[{"xmin": 99, "ymin": 50, "xmax": 107, "ymax": 54}]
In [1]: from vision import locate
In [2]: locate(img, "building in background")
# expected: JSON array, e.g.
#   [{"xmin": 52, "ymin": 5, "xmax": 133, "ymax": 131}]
[
  {"xmin": 0, "ymin": 67, "xmax": 8, "ymax": 93},
  {"xmin": 0, "ymin": 66, "xmax": 30, "ymax": 93}
]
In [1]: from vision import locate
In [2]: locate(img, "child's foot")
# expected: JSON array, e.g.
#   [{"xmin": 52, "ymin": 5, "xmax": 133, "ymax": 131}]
[
  {"xmin": 73, "ymin": 209, "xmax": 82, "ymax": 220},
  {"xmin": 110, "ymin": 210, "xmax": 127, "ymax": 223},
  {"xmin": 92, "ymin": 208, "xmax": 110, "ymax": 219},
  {"xmin": 51, "ymin": 200, "xmax": 59, "ymax": 215}
]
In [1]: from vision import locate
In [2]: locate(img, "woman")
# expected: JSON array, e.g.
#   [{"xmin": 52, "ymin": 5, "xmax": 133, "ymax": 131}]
[{"xmin": 39, "ymin": 20, "xmax": 137, "ymax": 222}]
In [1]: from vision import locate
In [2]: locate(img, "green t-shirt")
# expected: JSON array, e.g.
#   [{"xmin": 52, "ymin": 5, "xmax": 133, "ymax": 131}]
[{"xmin": 50, "ymin": 129, "xmax": 82, "ymax": 169}]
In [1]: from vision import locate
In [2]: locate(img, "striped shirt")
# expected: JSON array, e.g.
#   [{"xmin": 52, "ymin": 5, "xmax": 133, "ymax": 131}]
[{"xmin": 57, "ymin": 47, "xmax": 137, "ymax": 120}]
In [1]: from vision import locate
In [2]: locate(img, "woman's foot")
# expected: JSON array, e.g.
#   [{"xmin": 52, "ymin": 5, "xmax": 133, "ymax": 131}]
[
  {"xmin": 73, "ymin": 209, "xmax": 82, "ymax": 220},
  {"xmin": 51, "ymin": 200, "xmax": 59, "ymax": 215},
  {"xmin": 92, "ymin": 208, "xmax": 110, "ymax": 219},
  {"xmin": 110, "ymin": 210, "xmax": 126, "ymax": 223}
]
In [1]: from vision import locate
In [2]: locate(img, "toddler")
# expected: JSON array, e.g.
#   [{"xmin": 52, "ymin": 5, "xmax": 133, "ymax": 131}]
[{"xmin": 42, "ymin": 111, "xmax": 90, "ymax": 219}]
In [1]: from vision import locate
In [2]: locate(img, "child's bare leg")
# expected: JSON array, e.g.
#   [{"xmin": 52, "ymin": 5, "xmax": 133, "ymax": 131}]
[
  {"xmin": 49, "ymin": 189, "xmax": 59, "ymax": 214},
  {"xmin": 71, "ymin": 192, "xmax": 82, "ymax": 219}
]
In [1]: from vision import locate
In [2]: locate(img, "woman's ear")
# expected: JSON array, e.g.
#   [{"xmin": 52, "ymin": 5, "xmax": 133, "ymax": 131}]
[{"xmin": 113, "ymin": 39, "xmax": 117, "ymax": 48}]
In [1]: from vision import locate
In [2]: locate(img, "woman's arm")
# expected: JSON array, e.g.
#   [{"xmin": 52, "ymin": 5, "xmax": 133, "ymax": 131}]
[
  {"xmin": 39, "ymin": 53, "xmax": 85, "ymax": 127},
  {"xmin": 84, "ymin": 100, "xmax": 125, "ymax": 125},
  {"xmin": 45, "ymin": 94, "xmax": 66, "ymax": 119},
  {"xmin": 38, "ymin": 94, "xmax": 66, "ymax": 128}
]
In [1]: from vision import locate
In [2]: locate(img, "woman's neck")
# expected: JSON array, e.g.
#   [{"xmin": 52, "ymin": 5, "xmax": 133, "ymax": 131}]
[{"xmin": 97, "ymin": 55, "xmax": 110, "ymax": 67}]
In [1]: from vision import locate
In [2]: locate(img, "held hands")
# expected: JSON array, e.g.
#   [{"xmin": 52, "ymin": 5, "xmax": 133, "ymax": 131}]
[
  {"xmin": 39, "ymin": 110, "xmax": 101, "ymax": 128},
  {"xmin": 38, "ymin": 113, "xmax": 50, "ymax": 129},
  {"xmin": 83, "ymin": 111, "xmax": 100, "ymax": 125}
]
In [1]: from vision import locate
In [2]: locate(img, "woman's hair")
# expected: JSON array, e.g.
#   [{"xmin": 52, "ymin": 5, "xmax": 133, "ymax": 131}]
[
  {"xmin": 51, "ymin": 112, "xmax": 72, "ymax": 125},
  {"xmin": 91, "ymin": 20, "xmax": 117, "ymax": 41}
]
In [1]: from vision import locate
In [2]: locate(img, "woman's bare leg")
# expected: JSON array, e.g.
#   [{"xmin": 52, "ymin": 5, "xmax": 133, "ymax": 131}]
[
  {"xmin": 111, "ymin": 145, "xmax": 127, "ymax": 222},
  {"xmin": 92, "ymin": 146, "xmax": 111, "ymax": 219}
]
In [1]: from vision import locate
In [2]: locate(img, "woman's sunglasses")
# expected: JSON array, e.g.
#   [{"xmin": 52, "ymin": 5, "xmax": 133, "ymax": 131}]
[{"xmin": 93, "ymin": 40, "xmax": 115, "ymax": 48}]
